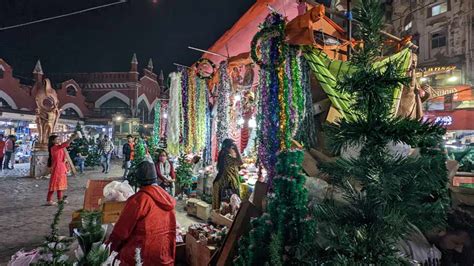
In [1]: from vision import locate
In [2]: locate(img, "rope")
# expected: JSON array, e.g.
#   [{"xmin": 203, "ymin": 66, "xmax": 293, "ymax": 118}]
[{"xmin": 0, "ymin": 0, "xmax": 127, "ymax": 31}]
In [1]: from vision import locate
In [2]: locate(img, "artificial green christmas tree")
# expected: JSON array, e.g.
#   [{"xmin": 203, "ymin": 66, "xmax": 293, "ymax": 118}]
[
  {"xmin": 127, "ymin": 138, "xmax": 147, "ymax": 190},
  {"xmin": 310, "ymin": 0, "xmax": 449, "ymax": 264},
  {"xmin": 175, "ymin": 154, "xmax": 193, "ymax": 194},
  {"xmin": 68, "ymin": 123, "xmax": 100, "ymax": 168},
  {"xmin": 235, "ymin": 150, "xmax": 315, "ymax": 265}
]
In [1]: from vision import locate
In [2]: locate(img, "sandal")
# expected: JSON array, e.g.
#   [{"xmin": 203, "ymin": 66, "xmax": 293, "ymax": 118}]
[{"xmin": 46, "ymin": 201, "xmax": 58, "ymax": 206}]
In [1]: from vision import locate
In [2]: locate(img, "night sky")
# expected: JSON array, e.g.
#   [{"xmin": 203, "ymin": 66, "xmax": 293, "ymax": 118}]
[{"xmin": 0, "ymin": 0, "xmax": 255, "ymax": 80}]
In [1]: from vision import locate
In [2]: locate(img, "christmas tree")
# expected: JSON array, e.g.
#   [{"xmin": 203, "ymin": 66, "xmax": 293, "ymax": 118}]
[
  {"xmin": 175, "ymin": 154, "xmax": 193, "ymax": 193},
  {"xmin": 127, "ymin": 137, "xmax": 147, "ymax": 190},
  {"xmin": 68, "ymin": 123, "xmax": 100, "ymax": 168},
  {"xmin": 235, "ymin": 150, "xmax": 315, "ymax": 265},
  {"xmin": 311, "ymin": 0, "xmax": 449, "ymax": 264},
  {"xmin": 75, "ymin": 211, "xmax": 107, "ymax": 265}
]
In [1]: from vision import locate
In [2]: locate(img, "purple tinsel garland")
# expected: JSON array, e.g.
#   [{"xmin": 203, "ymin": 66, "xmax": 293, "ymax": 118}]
[
  {"xmin": 216, "ymin": 61, "xmax": 231, "ymax": 150},
  {"xmin": 180, "ymin": 67, "xmax": 189, "ymax": 151}
]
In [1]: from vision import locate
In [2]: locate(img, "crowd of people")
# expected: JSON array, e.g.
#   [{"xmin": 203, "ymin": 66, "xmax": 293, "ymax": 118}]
[{"xmin": 0, "ymin": 134, "xmax": 19, "ymax": 170}]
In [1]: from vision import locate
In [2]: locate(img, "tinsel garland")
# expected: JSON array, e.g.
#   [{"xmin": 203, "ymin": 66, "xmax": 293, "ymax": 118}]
[
  {"xmin": 179, "ymin": 67, "xmax": 189, "ymax": 153},
  {"xmin": 152, "ymin": 100, "xmax": 161, "ymax": 150},
  {"xmin": 295, "ymin": 58, "xmax": 318, "ymax": 148},
  {"xmin": 186, "ymin": 71, "xmax": 197, "ymax": 153},
  {"xmin": 195, "ymin": 78, "xmax": 208, "ymax": 152},
  {"xmin": 203, "ymin": 101, "xmax": 212, "ymax": 165},
  {"xmin": 216, "ymin": 61, "xmax": 231, "ymax": 150},
  {"xmin": 167, "ymin": 72, "xmax": 182, "ymax": 156},
  {"xmin": 289, "ymin": 47, "xmax": 306, "ymax": 137},
  {"xmin": 255, "ymin": 13, "xmax": 286, "ymax": 185}
]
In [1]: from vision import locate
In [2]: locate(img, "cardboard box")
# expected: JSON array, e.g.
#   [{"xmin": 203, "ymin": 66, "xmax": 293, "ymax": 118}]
[
  {"xmin": 196, "ymin": 201, "xmax": 211, "ymax": 221},
  {"xmin": 186, "ymin": 198, "xmax": 200, "ymax": 216},
  {"xmin": 83, "ymin": 179, "xmax": 113, "ymax": 211},
  {"xmin": 210, "ymin": 210, "xmax": 233, "ymax": 228},
  {"xmin": 69, "ymin": 209, "xmax": 83, "ymax": 236},
  {"xmin": 101, "ymin": 201, "xmax": 126, "ymax": 224},
  {"xmin": 185, "ymin": 233, "xmax": 214, "ymax": 266}
]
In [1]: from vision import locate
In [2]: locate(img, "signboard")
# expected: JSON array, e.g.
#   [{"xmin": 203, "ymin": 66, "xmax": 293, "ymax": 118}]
[
  {"xmin": 434, "ymin": 116, "xmax": 453, "ymax": 126},
  {"xmin": 418, "ymin": 65, "xmax": 456, "ymax": 73}
]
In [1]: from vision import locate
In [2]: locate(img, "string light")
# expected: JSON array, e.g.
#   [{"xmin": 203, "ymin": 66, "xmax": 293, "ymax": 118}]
[{"xmin": 248, "ymin": 118, "xmax": 257, "ymax": 128}]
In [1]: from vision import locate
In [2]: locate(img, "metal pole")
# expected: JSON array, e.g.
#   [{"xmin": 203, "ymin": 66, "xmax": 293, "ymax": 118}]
[
  {"xmin": 173, "ymin": 63, "xmax": 191, "ymax": 69},
  {"xmin": 347, "ymin": 0, "xmax": 352, "ymax": 59},
  {"xmin": 187, "ymin": 46, "xmax": 229, "ymax": 59}
]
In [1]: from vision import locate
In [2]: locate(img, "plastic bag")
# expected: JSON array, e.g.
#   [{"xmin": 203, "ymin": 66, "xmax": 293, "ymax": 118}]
[
  {"xmin": 103, "ymin": 181, "xmax": 134, "ymax": 202},
  {"xmin": 8, "ymin": 249, "xmax": 41, "ymax": 266}
]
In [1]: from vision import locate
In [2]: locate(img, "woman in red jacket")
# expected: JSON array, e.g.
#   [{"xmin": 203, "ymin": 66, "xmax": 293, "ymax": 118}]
[{"xmin": 108, "ymin": 159, "xmax": 176, "ymax": 266}]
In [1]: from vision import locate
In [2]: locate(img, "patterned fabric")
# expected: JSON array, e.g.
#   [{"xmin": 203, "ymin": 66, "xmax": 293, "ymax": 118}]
[{"xmin": 212, "ymin": 154, "xmax": 243, "ymax": 210}]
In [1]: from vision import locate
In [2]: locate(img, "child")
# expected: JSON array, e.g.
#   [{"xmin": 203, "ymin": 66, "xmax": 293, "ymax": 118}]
[{"xmin": 75, "ymin": 152, "xmax": 87, "ymax": 174}]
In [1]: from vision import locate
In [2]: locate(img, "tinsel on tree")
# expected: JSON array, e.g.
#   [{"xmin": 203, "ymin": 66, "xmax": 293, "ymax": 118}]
[
  {"xmin": 150, "ymin": 101, "xmax": 161, "ymax": 153},
  {"xmin": 127, "ymin": 137, "xmax": 147, "ymax": 190},
  {"xmin": 311, "ymin": 0, "xmax": 449, "ymax": 264},
  {"xmin": 34, "ymin": 197, "xmax": 74, "ymax": 265},
  {"xmin": 235, "ymin": 150, "xmax": 314, "ymax": 265},
  {"xmin": 235, "ymin": 11, "xmax": 314, "ymax": 265}
]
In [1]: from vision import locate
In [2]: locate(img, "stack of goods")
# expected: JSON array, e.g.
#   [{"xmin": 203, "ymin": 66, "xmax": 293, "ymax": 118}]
[
  {"xmin": 188, "ymin": 223, "xmax": 229, "ymax": 246},
  {"xmin": 176, "ymin": 222, "xmax": 186, "ymax": 243},
  {"xmin": 219, "ymin": 194, "xmax": 241, "ymax": 220}
]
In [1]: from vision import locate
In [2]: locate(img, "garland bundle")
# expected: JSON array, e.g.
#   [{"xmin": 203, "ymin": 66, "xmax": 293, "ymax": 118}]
[
  {"xmin": 167, "ymin": 72, "xmax": 182, "ymax": 157},
  {"xmin": 216, "ymin": 62, "xmax": 231, "ymax": 151}
]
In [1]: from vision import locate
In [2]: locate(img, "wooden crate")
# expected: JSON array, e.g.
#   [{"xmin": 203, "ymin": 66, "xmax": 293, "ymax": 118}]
[
  {"xmin": 101, "ymin": 201, "xmax": 126, "ymax": 224},
  {"xmin": 196, "ymin": 201, "xmax": 211, "ymax": 221},
  {"xmin": 210, "ymin": 210, "xmax": 233, "ymax": 228},
  {"xmin": 185, "ymin": 233, "xmax": 215, "ymax": 266},
  {"xmin": 83, "ymin": 179, "xmax": 113, "ymax": 211},
  {"xmin": 186, "ymin": 198, "xmax": 200, "ymax": 217}
]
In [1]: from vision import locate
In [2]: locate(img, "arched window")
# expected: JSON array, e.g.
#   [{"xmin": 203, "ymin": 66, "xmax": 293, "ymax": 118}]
[
  {"xmin": 0, "ymin": 97, "xmax": 13, "ymax": 109},
  {"xmin": 0, "ymin": 65, "xmax": 5, "ymax": 79},
  {"xmin": 66, "ymin": 85, "xmax": 77, "ymax": 96},
  {"xmin": 100, "ymin": 97, "xmax": 131, "ymax": 117},
  {"xmin": 63, "ymin": 107, "xmax": 80, "ymax": 118},
  {"xmin": 137, "ymin": 101, "xmax": 150, "ymax": 123}
]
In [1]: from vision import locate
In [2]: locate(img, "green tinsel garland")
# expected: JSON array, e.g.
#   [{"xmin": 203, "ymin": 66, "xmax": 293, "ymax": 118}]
[{"xmin": 152, "ymin": 101, "xmax": 161, "ymax": 151}]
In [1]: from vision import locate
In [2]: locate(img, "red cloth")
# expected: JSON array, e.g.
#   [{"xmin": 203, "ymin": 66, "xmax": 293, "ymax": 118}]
[
  {"xmin": 0, "ymin": 140, "xmax": 5, "ymax": 156},
  {"xmin": 48, "ymin": 142, "xmax": 69, "ymax": 192},
  {"xmin": 155, "ymin": 161, "xmax": 176, "ymax": 183},
  {"xmin": 108, "ymin": 185, "xmax": 176, "ymax": 266}
]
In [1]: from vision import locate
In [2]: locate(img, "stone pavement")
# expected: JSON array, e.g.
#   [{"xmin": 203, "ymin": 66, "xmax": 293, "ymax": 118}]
[{"xmin": 0, "ymin": 161, "xmax": 200, "ymax": 264}]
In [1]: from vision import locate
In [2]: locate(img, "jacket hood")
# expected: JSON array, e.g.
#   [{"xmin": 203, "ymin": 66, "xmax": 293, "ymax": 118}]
[{"xmin": 140, "ymin": 185, "xmax": 176, "ymax": 211}]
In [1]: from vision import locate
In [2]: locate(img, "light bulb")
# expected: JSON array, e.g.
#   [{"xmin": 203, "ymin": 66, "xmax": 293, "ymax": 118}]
[
  {"xmin": 234, "ymin": 94, "xmax": 241, "ymax": 102},
  {"xmin": 447, "ymin": 76, "xmax": 458, "ymax": 82},
  {"xmin": 238, "ymin": 118, "xmax": 245, "ymax": 125},
  {"xmin": 420, "ymin": 77, "xmax": 428, "ymax": 82},
  {"xmin": 163, "ymin": 113, "xmax": 168, "ymax": 119},
  {"xmin": 248, "ymin": 118, "xmax": 256, "ymax": 128}
]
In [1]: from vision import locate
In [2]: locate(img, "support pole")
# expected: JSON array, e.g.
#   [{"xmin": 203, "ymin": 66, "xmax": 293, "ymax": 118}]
[
  {"xmin": 173, "ymin": 63, "xmax": 191, "ymax": 69},
  {"xmin": 188, "ymin": 46, "xmax": 229, "ymax": 59},
  {"xmin": 347, "ymin": 0, "xmax": 352, "ymax": 59}
]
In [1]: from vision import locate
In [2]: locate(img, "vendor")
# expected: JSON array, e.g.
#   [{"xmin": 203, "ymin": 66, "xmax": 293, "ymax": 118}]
[
  {"xmin": 107, "ymin": 159, "xmax": 176, "ymax": 266},
  {"xmin": 212, "ymin": 139, "xmax": 243, "ymax": 210},
  {"xmin": 155, "ymin": 149, "xmax": 176, "ymax": 196}
]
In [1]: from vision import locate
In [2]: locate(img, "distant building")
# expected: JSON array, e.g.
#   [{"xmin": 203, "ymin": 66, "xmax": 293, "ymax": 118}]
[
  {"xmin": 0, "ymin": 54, "xmax": 167, "ymax": 138},
  {"xmin": 388, "ymin": 0, "xmax": 474, "ymax": 132}
]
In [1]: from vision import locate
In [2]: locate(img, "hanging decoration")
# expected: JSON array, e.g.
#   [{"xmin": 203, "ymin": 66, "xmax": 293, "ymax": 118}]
[
  {"xmin": 167, "ymin": 72, "xmax": 182, "ymax": 157},
  {"xmin": 186, "ymin": 71, "xmax": 197, "ymax": 153},
  {"xmin": 215, "ymin": 62, "xmax": 231, "ymax": 150},
  {"xmin": 151, "ymin": 100, "xmax": 161, "ymax": 151},
  {"xmin": 203, "ymin": 102, "xmax": 212, "ymax": 166},
  {"xmin": 195, "ymin": 58, "xmax": 216, "ymax": 79},
  {"xmin": 295, "ymin": 58, "xmax": 318, "ymax": 148},
  {"xmin": 252, "ymin": 12, "xmax": 307, "ymax": 187},
  {"xmin": 179, "ymin": 67, "xmax": 189, "ymax": 153},
  {"xmin": 195, "ymin": 77, "xmax": 209, "ymax": 152}
]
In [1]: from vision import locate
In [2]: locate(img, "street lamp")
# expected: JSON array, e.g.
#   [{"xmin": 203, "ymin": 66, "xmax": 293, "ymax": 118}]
[{"xmin": 447, "ymin": 76, "xmax": 458, "ymax": 82}]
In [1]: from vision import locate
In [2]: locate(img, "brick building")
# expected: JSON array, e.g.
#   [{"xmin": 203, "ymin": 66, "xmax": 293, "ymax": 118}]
[{"xmin": 0, "ymin": 54, "xmax": 167, "ymax": 127}]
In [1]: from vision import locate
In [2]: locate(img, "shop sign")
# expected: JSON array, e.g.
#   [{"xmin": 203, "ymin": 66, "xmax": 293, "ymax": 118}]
[
  {"xmin": 418, "ymin": 65, "xmax": 457, "ymax": 73},
  {"xmin": 434, "ymin": 116, "xmax": 453, "ymax": 126},
  {"xmin": 432, "ymin": 88, "xmax": 458, "ymax": 97}
]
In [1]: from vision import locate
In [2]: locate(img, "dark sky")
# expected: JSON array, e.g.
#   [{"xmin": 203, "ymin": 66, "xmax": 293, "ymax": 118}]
[{"xmin": 0, "ymin": 0, "xmax": 255, "ymax": 80}]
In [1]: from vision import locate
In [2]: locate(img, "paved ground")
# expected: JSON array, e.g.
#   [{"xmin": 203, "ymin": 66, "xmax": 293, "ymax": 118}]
[{"xmin": 0, "ymin": 161, "xmax": 200, "ymax": 264}]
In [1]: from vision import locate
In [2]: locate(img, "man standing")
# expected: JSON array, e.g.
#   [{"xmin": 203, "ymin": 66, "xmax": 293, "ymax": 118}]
[
  {"xmin": 122, "ymin": 134, "xmax": 135, "ymax": 179},
  {"xmin": 3, "ymin": 135, "xmax": 14, "ymax": 170},
  {"xmin": 0, "ymin": 134, "xmax": 5, "ymax": 170},
  {"xmin": 100, "ymin": 135, "xmax": 114, "ymax": 174}
]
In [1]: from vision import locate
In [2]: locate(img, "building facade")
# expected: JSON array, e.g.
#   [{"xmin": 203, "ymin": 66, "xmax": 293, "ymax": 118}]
[
  {"xmin": 0, "ymin": 54, "xmax": 167, "ymax": 125},
  {"xmin": 389, "ymin": 0, "xmax": 474, "ymax": 135}
]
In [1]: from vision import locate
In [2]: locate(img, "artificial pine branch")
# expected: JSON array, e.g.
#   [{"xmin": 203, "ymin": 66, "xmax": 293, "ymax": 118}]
[
  {"xmin": 312, "ymin": 0, "xmax": 450, "ymax": 264},
  {"xmin": 33, "ymin": 197, "xmax": 73, "ymax": 266}
]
